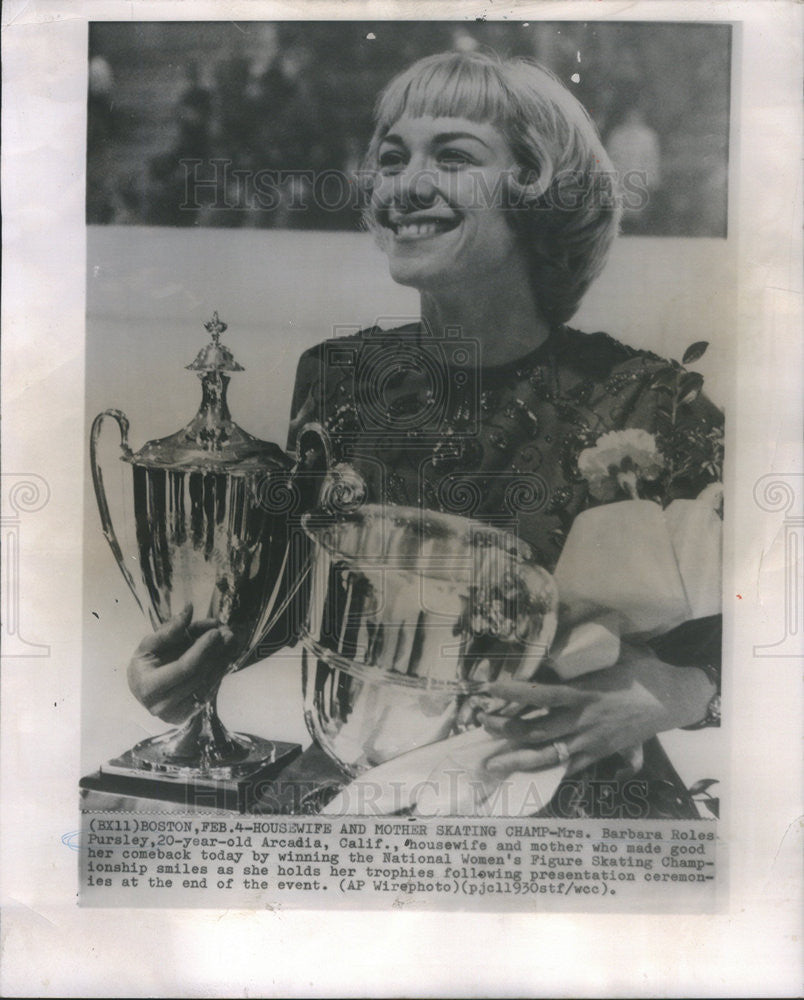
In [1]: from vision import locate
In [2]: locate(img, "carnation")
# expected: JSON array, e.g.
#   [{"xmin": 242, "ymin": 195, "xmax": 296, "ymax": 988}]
[{"xmin": 578, "ymin": 428, "xmax": 665, "ymax": 501}]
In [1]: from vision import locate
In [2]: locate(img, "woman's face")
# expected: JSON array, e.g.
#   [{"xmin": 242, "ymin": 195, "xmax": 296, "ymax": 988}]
[{"xmin": 371, "ymin": 115, "xmax": 525, "ymax": 293}]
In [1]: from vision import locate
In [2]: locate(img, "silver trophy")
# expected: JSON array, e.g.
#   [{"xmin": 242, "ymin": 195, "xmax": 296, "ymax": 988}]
[
  {"xmin": 300, "ymin": 505, "xmax": 559, "ymax": 776},
  {"xmin": 88, "ymin": 313, "xmax": 316, "ymax": 808}
]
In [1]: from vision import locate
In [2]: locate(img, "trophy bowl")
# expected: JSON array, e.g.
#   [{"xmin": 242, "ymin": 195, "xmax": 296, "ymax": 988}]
[{"xmin": 299, "ymin": 505, "xmax": 558, "ymax": 776}]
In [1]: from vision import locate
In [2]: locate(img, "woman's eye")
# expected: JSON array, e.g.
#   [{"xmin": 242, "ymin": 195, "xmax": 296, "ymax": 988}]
[
  {"xmin": 378, "ymin": 150, "xmax": 406, "ymax": 173},
  {"xmin": 438, "ymin": 148, "xmax": 473, "ymax": 168}
]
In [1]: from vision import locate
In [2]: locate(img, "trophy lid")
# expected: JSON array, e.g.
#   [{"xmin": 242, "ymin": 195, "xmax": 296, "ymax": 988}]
[{"xmin": 129, "ymin": 313, "xmax": 292, "ymax": 474}]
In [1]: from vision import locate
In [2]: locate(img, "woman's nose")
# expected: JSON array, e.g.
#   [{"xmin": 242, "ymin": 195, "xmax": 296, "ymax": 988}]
[{"xmin": 394, "ymin": 163, "xmax": 438, "ymax": 209}]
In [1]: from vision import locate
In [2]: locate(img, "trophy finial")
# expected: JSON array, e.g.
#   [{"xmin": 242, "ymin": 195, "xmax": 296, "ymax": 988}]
[
  {"xmin": 188, "ymin": 311, "xmax": 244, "ymax": 372},
  {"xmin": 204, "ymin": 311, "xmax": 227, "ymax": 345}
]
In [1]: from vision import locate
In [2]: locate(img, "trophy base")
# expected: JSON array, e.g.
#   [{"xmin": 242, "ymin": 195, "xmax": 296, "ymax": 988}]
[
  {"xmin": 81, "ymin": 738, "xmax": 302, "ymax": 812},
  {"xmin": 125, "ymin": 726, "xmax": 283, "ymax": 777}
]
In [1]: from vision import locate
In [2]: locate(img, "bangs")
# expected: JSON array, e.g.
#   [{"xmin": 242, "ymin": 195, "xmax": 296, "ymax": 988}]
[{"xmin": 373, "ymin": 53, "xmax": 512, "ymax": 136}]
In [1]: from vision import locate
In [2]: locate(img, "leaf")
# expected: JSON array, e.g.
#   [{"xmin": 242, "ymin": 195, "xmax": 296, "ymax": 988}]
[
  {"xmin": 683, "ymin": 340, "xmax": 709, "ymax": 365},
  {"xmin": 702, "ymin": 797, "xmax": 719, "ymax": 818},
  {"xmin": 655, "ymin": 390, "xmax": 674, "ymax": 416},
  {"xmin": 649, "ymin": 368, "xmax": 678, "ymax": 393},
  {"xmin": 677, "ymin": 371, "xmax": 704, "ymax": 406},
  {"xmin": 655, "ymin": 415, "xmax": 674, "ymax": 443},
  {"xmin": 688, "ymin": 778, "xmax": 719, "ymax": 796}
]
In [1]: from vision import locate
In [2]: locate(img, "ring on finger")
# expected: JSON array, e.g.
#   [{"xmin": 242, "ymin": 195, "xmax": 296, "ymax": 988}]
[{"xmin": 551, "ymin": 739, "xmax": 571, "ymax": 765}]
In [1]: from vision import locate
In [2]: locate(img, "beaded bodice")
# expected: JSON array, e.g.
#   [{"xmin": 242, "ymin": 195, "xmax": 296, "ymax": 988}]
[{"xmin": 288, "ymin": 323, "xmax": 723, "ymax": 572}]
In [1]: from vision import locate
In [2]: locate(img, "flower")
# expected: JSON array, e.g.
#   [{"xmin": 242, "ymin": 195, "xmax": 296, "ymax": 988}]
[{"xmin": 577, "ymin": 428, "xmax": 665, "ymax": 501}]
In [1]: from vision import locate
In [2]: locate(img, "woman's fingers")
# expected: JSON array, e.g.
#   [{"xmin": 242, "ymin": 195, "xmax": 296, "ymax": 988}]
[
  {"xmin": 480, "ymin": 708, "xmax": 575, "ymax": 744},
  {"xmin": 456, "ymin": 694, "xmax": 485, "ymax": 731},
  {"xmin": 137, "ymin": 605, "xmax": 222, "ymax": 657},
  {"xmin": 186, "ymin": 618, "xmax": 225, "ymax": 638},
  {"xmin": 483, "ymin": 738, "xmax": 581, "ymax": 777},
  {"xmin": 140, "ymin": 649, "xmax": 228, "ymax": 712},
  {"xmin": 132, "ymin": 627, "xmax": 237, "ymax": 707},
  {"xmin": 153, "ymin": 626, "xmax": 236, "ymax": 689},
  {"xmin": 509, "ymin": 645, "xmax": 548, "ymax": 682},
  {"xmin": 564, "ymin": 751, "xmax": 597, "ymax": 776},
  {"xmin": 149, "ymin": 692, "xmax": 200, "ymax": 725},
  {"xmin": 483, "ymin": 678, "xmax": 594, "ymax": 709},
  {"xmin": 136, "ymin": 603, "xmax": 194, "ymax": 654}
]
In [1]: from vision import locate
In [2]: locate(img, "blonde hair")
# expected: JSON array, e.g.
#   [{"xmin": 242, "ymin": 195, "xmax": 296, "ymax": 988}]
[{"xmin": 363, "ymin": 51, "xmax": 621, "ymax": 325}]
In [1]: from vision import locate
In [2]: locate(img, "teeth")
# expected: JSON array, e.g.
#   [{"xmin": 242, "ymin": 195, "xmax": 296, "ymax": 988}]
[
  {"xmin": 397, "ymin": 222, "xmax": 438, "ymax": 237},
  {"xmin": 393, "ymin": 220, "xmax": 456, "ymax": 238}
]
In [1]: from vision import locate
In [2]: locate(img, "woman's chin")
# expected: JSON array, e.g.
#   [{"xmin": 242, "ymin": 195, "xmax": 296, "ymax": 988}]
[
  {"xmin": 386, "ymin": 253, "xmax": 453, "ymax": 291},
  {"xmin": 386, "ymin": 259, "xmax": 430, "ymax": 289},
  {"xmin": 388, "ymin": 268, "xmax": 424, "ymax": 290}
]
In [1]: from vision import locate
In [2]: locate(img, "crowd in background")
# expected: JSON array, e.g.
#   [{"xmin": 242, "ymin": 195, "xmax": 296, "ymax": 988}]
[{"xmin": 87, "ymin": 21, "xmax": 730, "ymax": 237}]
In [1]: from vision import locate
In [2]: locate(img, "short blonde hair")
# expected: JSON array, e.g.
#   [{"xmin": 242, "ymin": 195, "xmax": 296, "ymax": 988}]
[{"xmin": 364, "ymin": 51, "xmax": 621, "ymax": 326}]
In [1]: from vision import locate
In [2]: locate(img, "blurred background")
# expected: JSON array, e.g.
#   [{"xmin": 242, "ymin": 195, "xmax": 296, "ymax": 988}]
[{"xmin": 87, "ymin": 20, "xmax": 731, "ymax": 237}]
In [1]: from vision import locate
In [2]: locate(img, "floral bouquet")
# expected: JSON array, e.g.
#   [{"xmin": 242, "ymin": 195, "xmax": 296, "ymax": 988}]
[{"xmin": 551, "ymin": 341, "xmax": 723, "ymax": 679}]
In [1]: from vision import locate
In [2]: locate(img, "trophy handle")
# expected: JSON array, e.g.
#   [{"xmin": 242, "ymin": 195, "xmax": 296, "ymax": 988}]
[
  {"xmin": 295, "ymin": 421, "xmax": 333, "ymax": 474},
  {"xmin": 90, "ymin": 408, "xmax": 146, "ymax": 617},
  {"xmin": 296, "ymin": 421, "xmax": 366, "ymax": 515}
]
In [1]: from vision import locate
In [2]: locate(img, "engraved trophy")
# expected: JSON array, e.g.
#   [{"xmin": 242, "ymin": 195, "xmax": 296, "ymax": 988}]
[{"xmin": 87, "ymin": 313, "xmax": 313, "ymax": 809}]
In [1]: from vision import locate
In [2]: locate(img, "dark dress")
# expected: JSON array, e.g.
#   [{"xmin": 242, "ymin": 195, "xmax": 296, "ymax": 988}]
[{"xmin": 275, "ymin": 322, "xmax": 724, "ymax": 818}]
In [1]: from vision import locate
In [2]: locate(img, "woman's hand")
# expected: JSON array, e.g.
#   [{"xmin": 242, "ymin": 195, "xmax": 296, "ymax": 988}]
[
  {"xmin": 480, "ymin": 643, "xmax": 716, "ymax": 776},
  {"xmin": 127, "ymin": 604, "xmax": 238, "ymax": 724}
]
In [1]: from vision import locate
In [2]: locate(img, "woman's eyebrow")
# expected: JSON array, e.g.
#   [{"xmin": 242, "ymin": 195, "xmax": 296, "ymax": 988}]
[
  {"xmin": 379, "ymin": 131, "xmax": 492, "ymax": 149},
  {"xmin": 432, "ymin": 132, "xmax": 492, "ymax": 148}
]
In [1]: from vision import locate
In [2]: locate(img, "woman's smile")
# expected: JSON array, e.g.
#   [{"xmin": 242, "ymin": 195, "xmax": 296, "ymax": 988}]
[{"xmin": 387, "ymin": 211, "xmax": 462, "ymax": 241}]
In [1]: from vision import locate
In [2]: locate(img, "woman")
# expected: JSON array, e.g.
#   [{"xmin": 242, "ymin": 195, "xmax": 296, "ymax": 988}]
[{"xmin": 128, "ymin": 51, "xmax": 722, "ymax": 818}]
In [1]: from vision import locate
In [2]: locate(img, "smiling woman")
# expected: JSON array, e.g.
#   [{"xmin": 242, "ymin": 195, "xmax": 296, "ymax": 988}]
[{"xmin": 126, "ymin": 50, "xmax": 724, "ymax": 819}]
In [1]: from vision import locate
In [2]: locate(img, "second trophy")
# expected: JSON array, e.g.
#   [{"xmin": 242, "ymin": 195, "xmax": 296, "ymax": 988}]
[{"xmin": 89, "ymin": 314, "xmax": 318, "ymax": 806}]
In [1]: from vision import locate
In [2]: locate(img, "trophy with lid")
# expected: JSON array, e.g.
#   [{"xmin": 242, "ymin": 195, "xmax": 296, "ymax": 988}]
[{"xmin": 87, "ymin": 313, "xmax": 316, "ymax": 810}]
